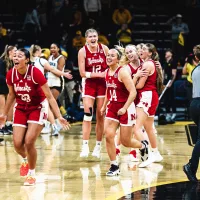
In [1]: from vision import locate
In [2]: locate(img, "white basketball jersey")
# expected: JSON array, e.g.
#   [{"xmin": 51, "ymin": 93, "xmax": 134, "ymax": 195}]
[
  {"xmin": 33, "ymin": 57, "xmax": 47, "ymax": 74},
  {"xmin": 47, "ymin": 55, "xmax": 64, "ymax": 88}
]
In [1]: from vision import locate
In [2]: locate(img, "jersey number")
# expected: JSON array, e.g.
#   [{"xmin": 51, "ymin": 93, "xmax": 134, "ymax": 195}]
[
  {"xmin": 92, "ymin": 65, "xmax": 101, "ymax": 73},
  {"xmin": 109, "ymin": 89, "xmax": 117, "ymax": 101},
  {"xmin": 18, "ymin": 94, "xmax": 31, "ymax": 102}
]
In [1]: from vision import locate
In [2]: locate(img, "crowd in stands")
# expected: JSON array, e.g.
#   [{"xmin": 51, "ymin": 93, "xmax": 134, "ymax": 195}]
[{"xmin": 0, "ymin": 0, "xmax": 198, "ymax": 124}]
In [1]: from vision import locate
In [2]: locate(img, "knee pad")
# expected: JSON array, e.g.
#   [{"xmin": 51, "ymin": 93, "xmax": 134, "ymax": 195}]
[{"xmin": 84, "ymin": 107, "xmax": 93, "ymax": 121}]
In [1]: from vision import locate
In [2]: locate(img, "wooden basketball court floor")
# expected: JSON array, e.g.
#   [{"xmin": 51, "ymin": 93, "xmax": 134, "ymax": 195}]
[{"xmin": 0, "ymin": 121, "xmax": 199, "ymax": 200}]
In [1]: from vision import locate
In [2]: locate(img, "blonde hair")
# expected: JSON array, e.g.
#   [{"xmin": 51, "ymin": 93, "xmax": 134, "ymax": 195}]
[
  {"xmin": 115, "ymin": 44, "xmax": 138, "ymax": 66},
  {"xmin": 85, "ymin": 28, "xmax": 98, "ymax": 38},
  {"xmin": 136, "ymin": 43, "xmax": 145, "ymax": 51},
  {"xmin": 0, "ymin": 45, "xmax": 16, "ymax": 71},
  {"xmin": 29, "ymin": 44, "xmax": 41, "ymax": 62}
]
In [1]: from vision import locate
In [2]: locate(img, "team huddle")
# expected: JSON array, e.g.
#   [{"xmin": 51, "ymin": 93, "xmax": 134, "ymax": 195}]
[
  {"xmin": 78, "ymin": 29, "xmax": 163, "ymax": 176},
  {"xmin": 0, "ymin": 28, "xmax": 163, "ymax": 186}
]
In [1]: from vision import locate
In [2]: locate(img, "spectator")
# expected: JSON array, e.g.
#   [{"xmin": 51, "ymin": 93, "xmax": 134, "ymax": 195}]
[
  {"xmin": 0, "ymin": 22, "xmax": 7, "ymax": 54},
  {"xmin": 23, "ymin": 5, "xmax": 41, "ymax": 45},
  {"xmin": 57, "ymin": 0, "xmax": 72, "ymax": 31},
  {"xmin": 182, "ymin": 53, "xmax": 198, "ymax": 103},
  {"xmin": 83, "ymin": 0, "xmax": 101, "ymax": 23},
  {"xmin": 167, "ymin": 14, "xmax": 189, "ymax": 63},
  {"xmin": 51, "ymin": 0, "xmax": 64, "ymax": 17},
  {"xmin": 162, "ymin": 49, "xmax": 177, "ymax": 123},
  {"xmin": 62, "ymin": 50, "xmax": 76, "ymax": 107},
  {"xmin": 112, "ymin": 4, "xmax": 132, "ymax": 30},
  {"xmin": 97, "ymin": 29, "xmax": 109, "ymax": 46},
  {"xmin": 0, "ymin": 22, "xmax": 7, "ymax": 37},
  {"xmin": 116, "ymin": 23, "xmax": 132, "ymax": 46},
  {"xmin": 70, "ymin": 4, "xmax": 83, "ymax": 31},
  {"xmin": 71, "ymin": 30, "xmax": 86, "ymax": 64}
]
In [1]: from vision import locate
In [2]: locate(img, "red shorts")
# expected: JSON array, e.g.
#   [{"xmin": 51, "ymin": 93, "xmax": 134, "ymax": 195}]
[
  {"xmin": 135, "ymin": 90, "xmax": 159, "ymax": 117},
  {"xmin": 13, "ymin": 99, "xmax": 49, "ymax": 128},
  {"xmin": 105, "ymin": 102, "xmax": 136, "ymax": 126},
  {"xmin": 82, "ymin": 78, "xmax": 106, "ymax": 99}
]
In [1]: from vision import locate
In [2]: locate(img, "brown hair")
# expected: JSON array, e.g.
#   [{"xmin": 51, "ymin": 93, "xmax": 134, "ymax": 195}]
[
  {"xmin": 0, "ymin": 45, "xmax": 16, "ymax": 71},
  {"xmin": 145, "ymin": 43, "xmax": 164, "ymax": 94}
]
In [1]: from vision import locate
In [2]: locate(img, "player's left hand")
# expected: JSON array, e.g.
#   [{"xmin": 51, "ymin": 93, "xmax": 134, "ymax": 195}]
[
  {"xmin": 58, "ymin": 117, "xmax": 71, "ymax": 130},
  {"xmin": 64, "ymin": 72, "xmax": 73, "ymax": 79},
  {"xmin": 117, "ymin": 107, "xmax": 126, "ymax": 116}
]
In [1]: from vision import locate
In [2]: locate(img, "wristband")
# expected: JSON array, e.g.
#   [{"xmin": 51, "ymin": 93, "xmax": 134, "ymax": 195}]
[{"xmin": 85, "ymin": 72, "xmax": 91, "ymax": 78}]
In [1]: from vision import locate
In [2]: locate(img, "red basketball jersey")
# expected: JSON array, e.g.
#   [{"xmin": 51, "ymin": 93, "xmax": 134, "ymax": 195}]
[
  {"xmin": 105, "ymin": 67, "xmax": 129, "ymax": 103},
  {"xmin": 6, "ymin": 65, "xmax": 47, "ymax": 108},
  {"xmin": 137, "ymin": 60, "xmax": 157, "ymax": 93},
  {"xmin": 84, "ymin": 43, "xmax": 107, "ymax": 73},
  {"xmin": 127, "ymin": 58, "xmax": 143, "ymax": 78},
  {"xmin": 127, "ymin": 63, "xmax": 140, "ymax": 78}
]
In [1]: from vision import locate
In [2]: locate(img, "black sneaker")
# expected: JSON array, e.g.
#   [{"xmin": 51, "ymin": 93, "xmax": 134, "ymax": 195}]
[
  {"xmin": 3, "ymin": 125, "xmax": 12, "ymax": 135},
  {"xmin": 106, "ymin": 164, "xmax": 120, "ymax": 176},
  {"xmin": 0, "ymin": 138, "xmax": 4, "ymax": 142},
  {"xmin": 183, "ymin": 163, "xmax": 198, "ymax": 183},
  {"xmin": 140, "ymin": 140, "xmax": 149, "ymax": 161},
  {"xmin": 5, "ymin": 124, "xmax": 13, "ymax": 133},
  {"xmin": 0, "ymin": 127, "xmax": 9, "ymax": 135},
  {"xmin": 0, "ymin": 128, "xmax": 4, "ymax": 135}
]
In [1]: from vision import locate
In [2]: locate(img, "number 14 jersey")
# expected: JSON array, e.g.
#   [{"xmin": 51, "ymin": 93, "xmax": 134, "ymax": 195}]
[{"xmin": 105, "ymin": 66, "xmax": 129, "ymax": 103}]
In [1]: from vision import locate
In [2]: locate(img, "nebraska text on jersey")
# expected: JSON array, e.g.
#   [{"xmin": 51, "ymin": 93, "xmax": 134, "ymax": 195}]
[
  {"xmin": 106, "ymin": 81, "xmax": 117, "ymax": 89},
  {"xmin": 87, "ymin": 56, "xmax": 104, "ymax": 65},
  {"xmin": 14, "ymin": 82, "xmax": 31, "ymax": 92}
]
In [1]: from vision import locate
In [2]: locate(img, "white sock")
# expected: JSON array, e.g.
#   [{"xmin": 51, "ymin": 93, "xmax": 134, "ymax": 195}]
[
  {"xmin": 6, "ymin": 121, "xmax": 12, "ymax": 126},
  {"xmin": 96, "ymin": 141, "xmax": 101, "ymax": 146},
  {"xmin": 21, "ymin": 157, "xmax": 27, "ymax": 163},
  {"xmin": 152, "ymin": 147, "xmax": 158, "ymax": 153},
  {"xmin": 110, "ymin": 160, "xmax": 118, "ymax": 166},
  {"xmin": 83, "ymin": 140, "xmax": 89, "ymax": 145},
  {"xmin": 28, "ymin": 169, "xmax": 35, "ymax": 176}
]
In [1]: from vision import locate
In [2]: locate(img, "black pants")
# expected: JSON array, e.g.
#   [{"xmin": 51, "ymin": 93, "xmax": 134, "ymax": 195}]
[
  {"xmin": 163, "ymin": 85, "xmax": 176, "ymax": 113},
  {"xmin": 189, "ymin": 98, "xmax": 200, "ymax": 173}
]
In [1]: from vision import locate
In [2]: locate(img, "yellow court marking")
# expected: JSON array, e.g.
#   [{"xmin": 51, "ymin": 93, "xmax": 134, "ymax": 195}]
[
  {"xmin": 172, "ymin": 121, "xmax": 194, "ymax": 126},
  {"xmin": 105, "ymin": 178, "xmax": 188, "ymax": 200}
]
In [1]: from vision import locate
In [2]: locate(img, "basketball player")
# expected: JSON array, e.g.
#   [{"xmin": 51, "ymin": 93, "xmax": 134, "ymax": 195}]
[
  {"xmin": 0, "ymin": 45, "xmax": 17, "ymax": 135},
  {"xmin": 101, "ymin": 48, "xmax": 148, "ymax": 176},
  {"xmin": 29, "ymin": 44, "xmax": 72, "ymax": 136},
  {"xmin": 0, "ymin": 48, "xmax": 70, "ymax": 186},
  {"xmin": 78, "ymin": 28, "xmax": 109, "ymax": 159},
  {"xmin": 133, "ymin": 43, "xmax": 163, "ymax": 167}
]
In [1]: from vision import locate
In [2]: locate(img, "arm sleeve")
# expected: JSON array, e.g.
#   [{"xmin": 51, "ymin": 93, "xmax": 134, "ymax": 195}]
[{"xmin": 33, "ymin": 67, "xmax": 47, "ymax": 86}]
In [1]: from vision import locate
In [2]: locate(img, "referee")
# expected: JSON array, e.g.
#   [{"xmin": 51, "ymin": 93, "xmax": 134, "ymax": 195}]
[{"xmin": 183, "ymin": 44, "xmax": 200, "ymax": 182}]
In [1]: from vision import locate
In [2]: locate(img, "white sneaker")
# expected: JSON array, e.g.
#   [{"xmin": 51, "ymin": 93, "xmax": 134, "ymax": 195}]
[
  {"xmin": 153, "ymin": 151, "xmax": 163, "ymax": 162},
  {"xmin": 138, "ymin": 153, "xmax": 156, "ymax": 168},
  {"xmin": 55, "ymin": 119, "xmax": 62, "ymax": 132},
  {"xmin": 92, "ymin": 145, "xmax": 101, "ymax": 158},
  {"xmin": 41, "ymin": 122, "xmax": 51, "ymax": 134},
  {"xmin": 51, "ymin": 124, "xmax": 59, "ymax": 136},
  {"xmin": 80, "ymin": 144, "xmax": 89, "ymax": 158}
]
